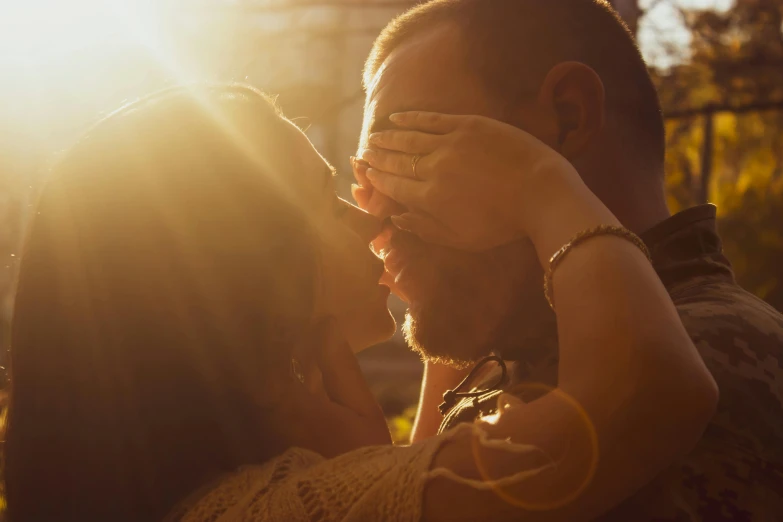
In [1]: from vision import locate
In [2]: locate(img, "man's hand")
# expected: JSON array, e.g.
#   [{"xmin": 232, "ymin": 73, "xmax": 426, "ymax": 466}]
[{"xmin": 360, "ymin": 112, "xmax": 579, "ymax": 251}]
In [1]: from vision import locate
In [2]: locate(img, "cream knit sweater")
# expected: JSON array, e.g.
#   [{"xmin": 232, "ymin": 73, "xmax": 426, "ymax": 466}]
[{"xmin": 165, "ymin": 423, "xmax": 549, "ymax": 522}]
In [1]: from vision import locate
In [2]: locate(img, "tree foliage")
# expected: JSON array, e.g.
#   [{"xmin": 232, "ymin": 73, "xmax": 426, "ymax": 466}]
[{"xmin": 651, "ymin": 0, "xmax": 783, "ymax": 310}]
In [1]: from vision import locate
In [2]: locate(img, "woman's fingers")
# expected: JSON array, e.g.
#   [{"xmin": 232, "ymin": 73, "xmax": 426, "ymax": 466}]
[
  {"xmin": 360, "ymin": 149, "xmax": 414, "ymax": 178},
  {"xmin": 365, "ymin": 168, "xmax": 426, "ymax": 209},
  {"xmin": 368, "ymin": 112, "xmax": 573, "ymax": 251},
  {"xmin": 363, "ymin": 112, "xmax": 562, "ymax": 251},
  {"xmin": 283, "ymin": 318, "xmax": 390, "ymax": 457},
  {"xmin": 391, "ymin": 212, "xmax": 463, "ymax": 249},
  {"xmin": 351, "ymin": 156, "xmax": 371, "ymax": 187},
  {"xmin": 351, "ymin": 184, "xmax": 371, "ymax": 209},
  {"xmin": 360, "ymin": 148, "xmax": 429, "ymax": 180},
  {"xmin": 314, "ymin": 317, "xmax": 384, "ymax": 419},
  {"xmin": 391, "ymin": 212, "xmax": 445, "ymax": 242},
  {"xmin": 351, "ymin": 156, "xmax": 405, "ymax": 218},
  {"xmin": 389, "ymin": 111, "xmax": 465, "ymax": 134},
  {"xmin": 367, "ymin": 129, "xmax": 441, "ymax": 154}
]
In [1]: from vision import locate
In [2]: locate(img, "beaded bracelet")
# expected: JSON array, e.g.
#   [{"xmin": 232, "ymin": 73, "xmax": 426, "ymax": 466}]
[{"xmin": 543, "ymin": 225, "xmax": 652, "ymax": 310}]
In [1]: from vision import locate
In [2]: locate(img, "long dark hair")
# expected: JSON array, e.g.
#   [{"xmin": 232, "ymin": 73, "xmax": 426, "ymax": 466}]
[{"xmin": 4, "ymin": 85, "xmax": 319, "ymax": 521}]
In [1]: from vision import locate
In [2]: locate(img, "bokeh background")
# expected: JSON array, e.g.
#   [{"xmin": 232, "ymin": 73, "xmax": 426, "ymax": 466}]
[{"xmin": 1, "ymin": 0, "xmax": 782, "ymax": 446}]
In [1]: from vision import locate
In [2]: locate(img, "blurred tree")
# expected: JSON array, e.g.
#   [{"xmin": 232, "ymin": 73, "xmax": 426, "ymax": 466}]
[
  {"xmin": 387, "ymin": 406, "xmax": 417, "ymax": 445},
  {"xmin": 654, "ymin": 0, "xmax": 783, "ymax": 309}
]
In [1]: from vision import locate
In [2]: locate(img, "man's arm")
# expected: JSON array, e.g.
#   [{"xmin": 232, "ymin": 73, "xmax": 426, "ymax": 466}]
[
  {"xmin": 411, "ymin": 362, "xmax": 472, "ymax": 442},
  {"xmin": 351, "ymin": 157, "xmax": 451, "ymax": 442}
]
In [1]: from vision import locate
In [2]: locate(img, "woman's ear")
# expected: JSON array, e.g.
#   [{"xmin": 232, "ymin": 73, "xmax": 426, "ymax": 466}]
[{"xmin": 537, "ymin": 62, "xmax": 606, "ymax": 160}]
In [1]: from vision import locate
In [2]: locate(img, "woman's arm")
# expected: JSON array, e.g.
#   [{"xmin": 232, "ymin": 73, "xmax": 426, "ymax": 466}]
[
  {"xmin": 250, "ymin": 161, "xmax": 716, "ymax": 522},
  {"xmin": 362, "ymin": 113, "xmax": 718, "ymax": 522},
  {"xmin": 423, "ymin": 173, "xmax": 717, "ymax": 522}
]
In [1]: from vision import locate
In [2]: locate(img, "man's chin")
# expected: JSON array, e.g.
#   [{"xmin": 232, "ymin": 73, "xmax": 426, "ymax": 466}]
[{"xmin": 402, "ymin": 310, "xmax": 493, "ymax": 369}]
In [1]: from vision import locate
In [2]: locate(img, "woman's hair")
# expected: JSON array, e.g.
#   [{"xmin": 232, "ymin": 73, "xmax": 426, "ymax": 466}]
[{"xmin": 4, "ymin": 85, "xmax": 319, "ymax": 522}]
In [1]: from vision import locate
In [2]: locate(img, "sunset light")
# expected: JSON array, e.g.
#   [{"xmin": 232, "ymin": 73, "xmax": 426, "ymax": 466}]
[
  {"xmin": 0, "ymin": 0, "xmax": 165, "ymax": 62},
  {"xmin": 1, "ymin": 0, "xmax": 782, "ymax": 519}
]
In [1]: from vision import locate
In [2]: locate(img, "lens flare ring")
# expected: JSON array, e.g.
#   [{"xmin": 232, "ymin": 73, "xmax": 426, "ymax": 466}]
[{"xmin": 469, "ymin": 382, "xmax": 599, "ymax": 511}]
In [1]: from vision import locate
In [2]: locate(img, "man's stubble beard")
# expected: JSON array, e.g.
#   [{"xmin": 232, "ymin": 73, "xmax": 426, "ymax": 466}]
[{"xmin": 402, "ymin": 259, "xmax": 559, "ymax": 370}]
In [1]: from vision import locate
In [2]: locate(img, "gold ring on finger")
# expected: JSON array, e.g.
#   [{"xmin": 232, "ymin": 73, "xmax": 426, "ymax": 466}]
[{"xmin": 411, "ymin": 154, "xmax": 422, "ymax": 179}]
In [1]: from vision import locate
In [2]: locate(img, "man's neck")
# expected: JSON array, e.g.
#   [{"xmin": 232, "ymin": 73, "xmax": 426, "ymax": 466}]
[
  {"xmin": 581, "ymin": 156, "xmax": 671, "ymax": 235},
  {"xmin": 495, "ymin": 308, "xmax": 559, "ymax": 386},
  {"xmin": 619, "ymin": 200, "xmax": 671, "ymax": 236},
  {"xmin": 597, "ymin": 177, "xmax": 671, "ymax": 235}
]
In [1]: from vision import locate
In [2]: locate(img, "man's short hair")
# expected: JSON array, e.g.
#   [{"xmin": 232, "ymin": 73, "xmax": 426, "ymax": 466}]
[{"xmin": 364, "ymin": 0, "xmax": 665, "ymax": 167}]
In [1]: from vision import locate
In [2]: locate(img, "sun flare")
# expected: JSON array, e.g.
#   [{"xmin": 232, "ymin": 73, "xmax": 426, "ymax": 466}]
[{"xmin": 0, "ymin": 0, "xmax": 166, "ymax": 63}]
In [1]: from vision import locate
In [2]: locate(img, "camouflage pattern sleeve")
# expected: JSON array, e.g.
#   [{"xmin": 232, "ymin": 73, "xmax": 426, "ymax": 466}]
[{"xmin": 654, "ymin": 280, "xmax": 783, "ymax": 521}]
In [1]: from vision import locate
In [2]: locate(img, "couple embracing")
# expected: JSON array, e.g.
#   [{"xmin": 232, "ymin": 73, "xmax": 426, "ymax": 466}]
[{"xmin": 5, "ymin": 1, "xmax": 782, "ymax": 521}]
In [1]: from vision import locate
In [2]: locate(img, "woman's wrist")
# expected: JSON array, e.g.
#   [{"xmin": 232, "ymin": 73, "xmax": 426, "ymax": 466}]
[{"xmin": 517, "ymin": 164, "xmax": 620, "ymax": 269}]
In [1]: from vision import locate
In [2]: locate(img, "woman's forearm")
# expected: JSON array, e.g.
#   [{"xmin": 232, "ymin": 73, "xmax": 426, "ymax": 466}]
[
  {"xmin": 522, "ymin": 171, "xmax": 716, "ymax": 417},
  {"xmin": 525, "ymin": 171, "xmax": 717, "ymax": 493},
  {"xmin": 534, "ymin": 228, "xmax": 718, "ymax": 520},
  {"xmin": 424, "ymin": 172, "xmax": 718, "ymax": 522}
]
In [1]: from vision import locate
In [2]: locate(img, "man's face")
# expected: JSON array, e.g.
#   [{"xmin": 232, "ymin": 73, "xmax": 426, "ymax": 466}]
[{"xmin": 360, "ymin": 24, "xmax": 555, "ymax": 366}]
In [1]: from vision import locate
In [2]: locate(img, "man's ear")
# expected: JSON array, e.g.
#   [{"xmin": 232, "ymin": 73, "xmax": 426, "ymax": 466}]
[{"xmin": 537, "ymin": 62, "xmax": 606, "ymax": 160}]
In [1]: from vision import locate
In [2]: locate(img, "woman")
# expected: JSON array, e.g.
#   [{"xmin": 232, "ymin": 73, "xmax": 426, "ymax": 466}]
[
  {"xmin": 4, "ymin": 85, "xmax": 717, "ymax": 522},
  {"xmin": 5, "ymin": 85, "xmax": 393, "ymax": 521}
]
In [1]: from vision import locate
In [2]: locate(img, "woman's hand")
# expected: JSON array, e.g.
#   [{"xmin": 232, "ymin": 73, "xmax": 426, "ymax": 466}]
[
  {"xmin": 350, "ymin": 156, "xmax": 404, "ymax": 221},
  {"xmin": 360, "ymin": 111, "xmax": 580, "ymax": 251},
  {"xmin": 350, "ymin": 158, "xmax": 408, "ymax": 298},
  {"xmin": 284, "ymin": 318, "xmax": 391, "ymax": 458}
]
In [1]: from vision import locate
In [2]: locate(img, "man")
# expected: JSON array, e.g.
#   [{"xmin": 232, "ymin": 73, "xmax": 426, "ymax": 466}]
[{"xmin": 352, "ymin": 0, "xmax": 783, "ymax": 520}]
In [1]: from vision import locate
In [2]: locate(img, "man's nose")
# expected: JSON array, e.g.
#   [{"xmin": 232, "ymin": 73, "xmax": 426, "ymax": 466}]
[{"xmin": 343, "ymin": 202, "xmax": 384, "ymax": 243}]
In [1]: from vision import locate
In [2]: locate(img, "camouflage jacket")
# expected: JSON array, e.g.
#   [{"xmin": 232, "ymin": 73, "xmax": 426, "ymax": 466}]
[{"xmin": 438, "ymin": 204, "xmax": 783, "ymax": 521}]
